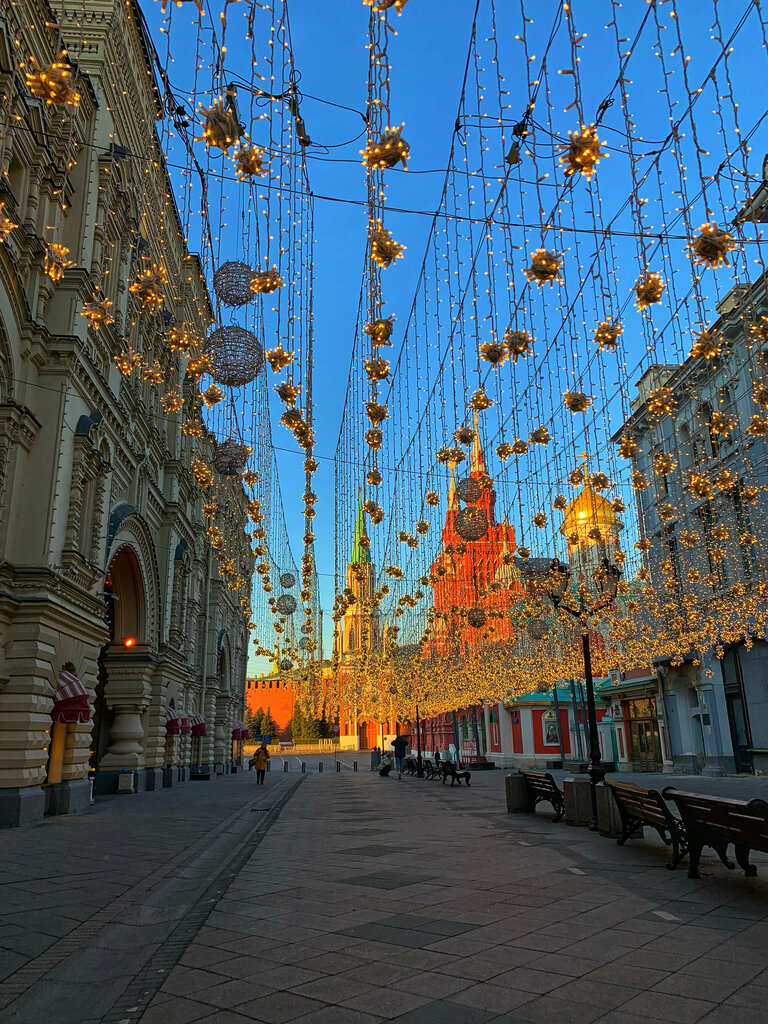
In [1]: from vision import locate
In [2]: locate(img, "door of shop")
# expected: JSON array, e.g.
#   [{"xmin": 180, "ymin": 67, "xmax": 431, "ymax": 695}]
[
  {"xmin": 627, "ymin": 698, "xmax": 662, "ymax": 771},
  {"xmin": 721, "ymin": 647, "xmax": 753, "ymax": 773}
]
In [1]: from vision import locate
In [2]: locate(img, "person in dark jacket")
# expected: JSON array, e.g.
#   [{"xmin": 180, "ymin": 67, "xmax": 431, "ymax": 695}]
[{"xmin": 391, "ymin": 735, "xmax": 408, "ymax": 778}]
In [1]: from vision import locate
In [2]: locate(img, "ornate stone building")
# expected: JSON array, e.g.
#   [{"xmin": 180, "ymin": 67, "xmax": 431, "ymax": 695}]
[{"xmin": 0, "ymin": 0, "xmax": 250, "ymax": 827}]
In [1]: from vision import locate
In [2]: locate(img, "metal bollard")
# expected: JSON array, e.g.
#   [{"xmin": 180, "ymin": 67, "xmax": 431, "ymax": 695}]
[
  {"xmin": 301, "ymin": 761, "xmax": 306, "ymax": 773},
  {"xmin": 353, "ymin": 761, "xmax": 358, "ymax": 772},
  {"xmin": 318, "ymin": 761, "xmax": 323, "ymax": 773},
  {"xmin": 283, "ymin": 761, "xmax": 288, "ymax": 772},
  {"xmin": 266, "ymin": 760, "xmax": 271, "ymax": 771},
  {"xmin": 336, "ymin": 760, "xmax": 341, "ymax": 772}
]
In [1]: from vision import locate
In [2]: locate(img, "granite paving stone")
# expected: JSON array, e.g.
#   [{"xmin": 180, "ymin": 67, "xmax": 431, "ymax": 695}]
[{"xmin": 1, "ymin": 766, "xmax": 768, "ymax": 1024}]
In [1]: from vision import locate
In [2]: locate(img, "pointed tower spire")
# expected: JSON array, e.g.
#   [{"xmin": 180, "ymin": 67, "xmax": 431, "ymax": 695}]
[
  {"xmin": 471, "ymin": 410, "xmax": 485, "ymax": 474},
  {"xmin": 351, "ymin": 488, "xmax": 371, "ymax": 564},
  {"xmin": 448, "ymin": 464, "xmax": 458, "ymax": 508}
]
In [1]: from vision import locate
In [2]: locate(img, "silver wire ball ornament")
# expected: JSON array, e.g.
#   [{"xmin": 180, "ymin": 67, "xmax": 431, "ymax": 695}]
[
  {"xmin": 456, "ymin": 477, "xmax": 481, "ymax": 504},
  {"xmin": 298, "ymin": 637, "xmax": 308, "ymax": 650},
  {"xmin": 300, "ymin": 622, "xmax": 312, "ymax": 634},
  {"xmin": 212, "ymin": 438, "xmax": 249, "ymax": 476},
  {"xmin": 467, "ymin": 607, "xmax": 487, "ymax": 629},
  {"xmin": 204, "ymin": 326, "xmax": 264, "ymax": 387},
  {"xmin": 213, "ymin": 261, "xmax": 255, "ymax": 307},
  {"xmin": 279, "ymin": 572, "xmax": 296, "ymax": 589},
  {"xmin": 276, "ymin": 594, "xmax": 297, "ymax": 616},
  {"xmin": 454, "ymin": 506, "xmax": 488, "ymax": 541},
  {"xmin": 280, "ymin": 658, "xmax": 293, "ymax": 672}
]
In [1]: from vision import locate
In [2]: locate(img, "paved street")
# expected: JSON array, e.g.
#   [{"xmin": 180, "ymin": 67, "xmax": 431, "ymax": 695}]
[{"xmin": 1, "ymin": 768, "xmax": 768, "ymax": 1024}]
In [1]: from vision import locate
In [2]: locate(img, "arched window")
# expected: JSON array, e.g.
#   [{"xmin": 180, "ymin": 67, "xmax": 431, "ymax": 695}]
[{"xmin": 460, "ymin": 715, "xmax": 469, "ymax": 740}]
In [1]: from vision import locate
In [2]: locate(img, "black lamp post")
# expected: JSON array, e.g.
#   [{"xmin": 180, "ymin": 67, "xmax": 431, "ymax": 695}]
[
  {"xmin": 546, "ymin": 556, "xmax": 621, "ymax": 831},
  {"xmin": 415, "ymin": 704, "xmax": 424, "ymax": 777}
]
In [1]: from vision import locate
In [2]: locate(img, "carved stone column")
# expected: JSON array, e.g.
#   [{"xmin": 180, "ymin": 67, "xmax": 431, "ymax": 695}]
[{"xmin": 95, "ymin": 648, "xmax": 156, "ymax": 793}]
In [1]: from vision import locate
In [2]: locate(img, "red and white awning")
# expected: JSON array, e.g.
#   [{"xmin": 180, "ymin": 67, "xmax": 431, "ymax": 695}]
[
  {"xmin": 178, "ymin": 711, "xmax": 191, "ymax": 734},
  {"xmin": 51, "ymin": 669, "xmax": 91, "ymax": 724},
  {"xmin": 165, "ymin": 707, "xmax": 181, "ymax": 735},
  {"xmin": 232, "ymin": 719, "xmax": 249, "ymax": 740},
  {"xmin": 189, "ymin": 711, "xmax": 206, "ymax": 737}
]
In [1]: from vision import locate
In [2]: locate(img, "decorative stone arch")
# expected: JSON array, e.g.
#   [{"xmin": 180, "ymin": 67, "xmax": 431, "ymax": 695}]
[
  {"xmin": 105, "ymin": 505, "xmax": 161, "ymax": 651},
  {"xmin": 216, "ymin": 629, "xmax": 232, "ymax": 695}
]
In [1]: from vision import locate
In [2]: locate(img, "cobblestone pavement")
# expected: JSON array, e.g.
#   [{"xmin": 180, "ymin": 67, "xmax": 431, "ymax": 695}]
[{"xmin": 1, "ymin": 768, "xmax": 768, "ymax": 1023}]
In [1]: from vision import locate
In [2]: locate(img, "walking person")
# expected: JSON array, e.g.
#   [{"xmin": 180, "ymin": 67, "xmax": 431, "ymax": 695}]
[
  {"xmin": 253, "ymin": 741, "xmax": 270, "ymax": 785},
  {"xmin": 391, "ymin": 734, "xmax": 408, "ymax": 778}
]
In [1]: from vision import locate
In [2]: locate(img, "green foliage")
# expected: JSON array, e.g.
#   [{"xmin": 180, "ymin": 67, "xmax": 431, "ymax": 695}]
[
  {"xmin": 261, "ymin": 705, "xmax": 278, "ymax": 737},
  {"xmin": 247, "ymin": 707, "xmax": 265, "ymax": 736},
  {"xmin": 289, "ymin": 702, "xmax": 322, "ymax": 743}
]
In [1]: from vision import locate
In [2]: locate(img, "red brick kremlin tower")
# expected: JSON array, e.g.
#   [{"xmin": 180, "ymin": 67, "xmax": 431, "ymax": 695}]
[{"xmin": 426, "ymin": 422, "xmax": 520, "ymax": 657}]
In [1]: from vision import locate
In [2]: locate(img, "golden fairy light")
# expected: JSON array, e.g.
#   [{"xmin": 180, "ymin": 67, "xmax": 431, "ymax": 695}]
[
  {"xmin": 201, "ymin": 384, "xmax": 224, "ymax": 407},
  {"xmin": 689, "ymin": 222, "xmax": 737, "ymax": 269},
  {"xmin": 129, "ymin": 264, "xmax": 167, "ymax": 312},
  {"xmin": 44, "ymin": 242, "xmax": 73, "ymax": 280},
  {"xmin": 364, "ymin": 0, "xmax": 409, "ymax": 14},
  {"xmin": 364, "ymin": 316, "xmax": 395, "ymax": 346},
  {"xmin": 365, "ymin": 427, "xmax": 383, "ymax": 450},
  {"xmin": 709, "ymin": 411, "xmax": 736, "ymax": 436},
  {"xmin": 0, "ymin": 203, "xmax": 18, "ymax": 242},
  {"xmin": 81, "ymin": 292, "xmax": 113, "ymax": 329},
  {"xmin": 233, "ymin": 143, "xmax": 268, "ymax": 180},
  {"xmin": 275, "ymin": 381, "xmax": 301, "ymax": 406},
  {"xmin": 250, "ymin": 267, "xmax": 284, "ymax": 294},
  {"xmin": 748, "ymin": 413, "xmax": 768, "ymax": 437},
  {"xmin": 479, "ymin": 340, "xmax": 508, "ymax": 367},
  {"xmin": 690, "ymin": 329, "xmax": 723, "ymax": 360},
  {"xmin": 362, "ymin": 124, "xmax": 410, "ymax": 170},
  {"xmin": 653, "ymin": 451, "xmax": 677, "ymax": 475},
  {"xmin": 364, "ymin": 357, "xmax": 390, "ymax": 381},
  {"xmin": 749, "ymin": 316, "xmax": 768, "ymax": 345},
  {"xmin": 496, "ymin": 441, "xmax": 512, "ymax": 461},
  {"xmin": 366, "ymin": 400, "xmax": 388, "ymax": 424},
  {"xmin": 503, "ymin": 328, "xmax": 535, "ymax": 362},
  {"xmin": 369, "ymin": 220, "xmax": 405, "ymax": 268},
  {"xmin": 593, "ymin": 318, "xmax": 623, "ymax": 351},
  {"xmin": 563, "ymin": 390, "xmax": 592, "ymax": 413},
  {"xmin": 454, "ymin": 425, "xmax": 475, "ymax": 446},
  {"xmin": 26, "ymin": 54, "xmax": 80, "ymax": 107},
  {"xmin": 634, "ymin": 270, "xmax": 665, "ymax": 310},
  {"xmin": 646, "ymin": 385, "xmax": 675, "ymax": 421},
  {"xmin": 618, "ymin": 434, "xmax": 640, "ymax": 459},
  {"xmin": 187, "ymin": 354, "xmax": 213, "ymax": 378},
  {"xmin": 112, "ymin": 348, "xmax": 142, "ymax": 376},
  {"xmin": 191, "ymin": 458, "xmax": 213, "ymax": 489},
  {"xmin": 511, "ymin": 438, "xmax": 528, "ymax": 455},
  {"xmin": 523, "ymin": 249, "xmax": 561, "ymax": 287},
  {"xmin": 166, "ymin": 323, "xmax": 198, "ymax": 354},
  {"xmin": 469, "ymin": 388, "xmax": 492, "ymax": 411},
  {"xmin": 141, "ymin": 359, "xmax": 164, "ymax": 384},
  {"xmin": 425, "ymin": 491, "xmax": 439, "ymax": 506},
  {"xmin": 265, "ymin": 344, "xmax": 293, "ymax": 372},
  {"xmin": 529, "ymin": 425, "xmax": 550, "ymax": 445},
  {"xmin": 160, "ymin": 392, "xmax": 183, "ymax": 414},
  {"xmin": 558, "ymin": 123, "xmax": 606, "ymax": 180},
  {"xmin": 196, "ymin": 97, "xmax": 240, "ymax": 153}
]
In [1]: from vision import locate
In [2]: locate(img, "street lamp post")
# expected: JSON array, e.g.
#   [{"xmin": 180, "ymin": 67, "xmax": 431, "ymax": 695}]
[
  {"xmin": 415, "ymin": 704, "xmax": 424, "ymax": 777},
  {"xmin": 546, "ymin": 556, "xmax": 621, "ymax": 831}
]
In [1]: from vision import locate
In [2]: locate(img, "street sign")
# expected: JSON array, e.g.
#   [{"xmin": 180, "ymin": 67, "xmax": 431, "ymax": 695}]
[{"xmin": 332, "ymin": 725, "xmax": 339, "ymax": 734}]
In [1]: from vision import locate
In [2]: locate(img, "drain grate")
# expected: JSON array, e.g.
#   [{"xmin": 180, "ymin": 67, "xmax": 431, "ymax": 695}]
[{"xmin": 250, "ymin": 808, "xmax": 270, "ymax": 814}]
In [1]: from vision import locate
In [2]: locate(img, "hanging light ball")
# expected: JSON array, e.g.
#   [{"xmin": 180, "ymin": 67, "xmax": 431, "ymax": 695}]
[
  {"xmin": 213, "ymin": 261, "xmax": 255, "ymax": 307},
  {"xmin": 204, "ymin": 326, "xmax": 264, "ymax": 386},
  {"xmin": 279, "ymin": 572, "xmax": 296, "ymax": 588},
  {"xmin": 213, "ymin": 439, "xmax": 249, "ymax": 476},
  {"xmin": 454, "ymin": 507, "xmax": 488, "ymax": 541},
  {"xmin": 280, "ymin": 658, "xmax": 293, "ymax": 672},
  {"xmin": 276, "ymin": 594, "xmax": 297, "ymax": 616},
  {"xmin": 456, "ymin": 477, "xmax": 481, "ymax": 504},
  {"xmin": 467, "ymin": 608, "xmax": 487, "ymax": 629}
]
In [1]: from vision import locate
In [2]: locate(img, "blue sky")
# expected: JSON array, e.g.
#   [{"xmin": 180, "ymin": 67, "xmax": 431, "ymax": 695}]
[{"xmin": 140, "ymin": 0, "xmax": 768, "ymax": 670}]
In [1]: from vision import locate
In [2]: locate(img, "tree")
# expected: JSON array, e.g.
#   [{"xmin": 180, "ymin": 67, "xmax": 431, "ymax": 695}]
[
  {"xmin": 248, "ymin": 707, "xmax": 264, "ymax": 736},
  {"xmin": 261, "ymin": 706, "xmax": 278, "ymax": 738}
]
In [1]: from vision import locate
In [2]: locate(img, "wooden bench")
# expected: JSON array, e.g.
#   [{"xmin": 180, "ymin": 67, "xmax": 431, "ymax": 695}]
[
  {"xmin": 605, "ymin": 781, "xmax": 688, "ymax": 870},
  {"xmin": 519, "ymin": 770, "xmax": 564, "ymax": 822},
  {"xmin": 441, "ymin": 762, "xmax": 471, "ymax": 787},
  {"xmin": 664, "ymin": 788, "xmax": 768, "ymax": 880},
  {"xmin": 423, "ymin": 759, "xmax": 441, "ymax": 780}
]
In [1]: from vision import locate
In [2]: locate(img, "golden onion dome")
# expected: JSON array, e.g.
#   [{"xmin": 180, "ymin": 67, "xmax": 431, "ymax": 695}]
[{"xmin": 560, "ymin": 480, "xmax": 622, "ymax": 538}]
